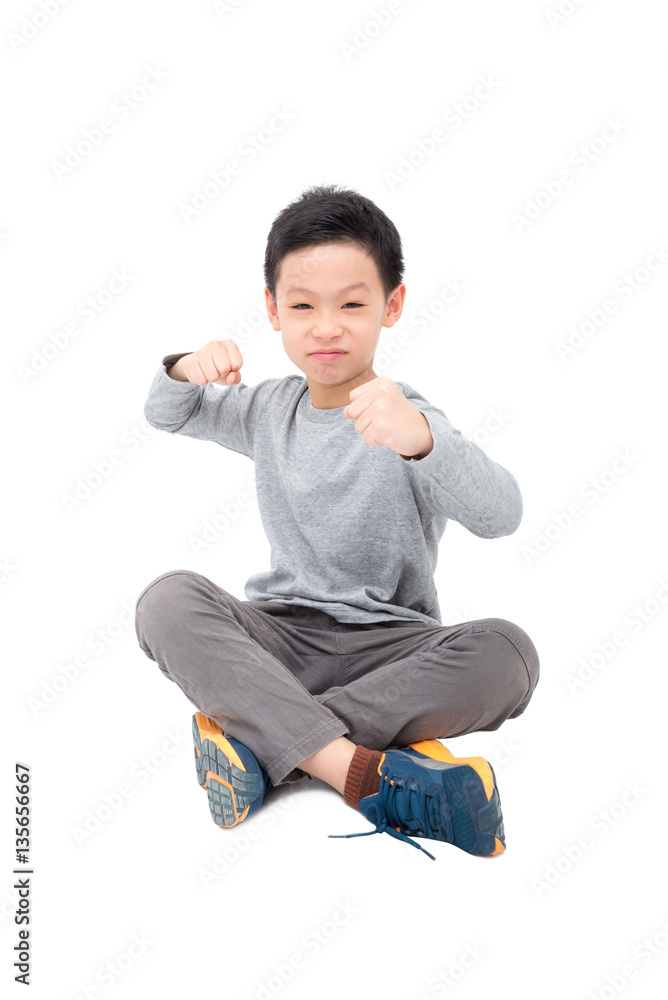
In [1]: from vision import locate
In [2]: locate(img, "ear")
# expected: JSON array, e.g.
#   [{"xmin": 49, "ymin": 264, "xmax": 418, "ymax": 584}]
[{"xmin": 264, "ymin": 287, "xmax": 281, "ymax": 330}]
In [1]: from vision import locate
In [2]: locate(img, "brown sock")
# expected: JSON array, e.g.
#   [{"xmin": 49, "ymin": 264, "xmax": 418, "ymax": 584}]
[{"xmin": 343, "ymin": 745, "xmax": 385, "ymax": 810}]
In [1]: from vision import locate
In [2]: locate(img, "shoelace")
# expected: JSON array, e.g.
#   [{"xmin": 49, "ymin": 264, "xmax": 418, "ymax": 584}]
[{"xmin": 328, "ymin": 766, "xmax": 454, "ymax": 862}]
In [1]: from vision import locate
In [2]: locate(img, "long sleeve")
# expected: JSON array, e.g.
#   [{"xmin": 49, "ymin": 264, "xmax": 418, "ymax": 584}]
[
  {"xmin": 400, "ymin": 390, "xmax": 523, "ymax": 539},
  {"xmin": 142, "ymin": 355, "xmax": 282, "ymax": 459}
]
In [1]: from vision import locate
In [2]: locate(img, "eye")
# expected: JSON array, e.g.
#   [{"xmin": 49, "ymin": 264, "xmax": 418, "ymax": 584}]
[{"xmin": 290, "ymin": 302, "xmax": 364, "ymax": 310}]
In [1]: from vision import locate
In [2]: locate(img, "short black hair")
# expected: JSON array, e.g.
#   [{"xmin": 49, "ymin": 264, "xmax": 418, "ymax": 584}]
[{"xmin": 264, "ymin": 183, "xmax": 404, "ymax": 306}]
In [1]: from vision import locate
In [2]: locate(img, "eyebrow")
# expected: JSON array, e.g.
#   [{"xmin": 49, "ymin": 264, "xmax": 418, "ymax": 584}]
[{"xmin": 283, "ymin": 282, "xmax": 371, "ymax": 296}]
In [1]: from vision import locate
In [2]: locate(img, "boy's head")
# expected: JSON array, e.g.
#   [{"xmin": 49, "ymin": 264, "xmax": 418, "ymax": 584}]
[{"xmin": 263, "ymin": 184, "xmax": 406, "ymax": 407}]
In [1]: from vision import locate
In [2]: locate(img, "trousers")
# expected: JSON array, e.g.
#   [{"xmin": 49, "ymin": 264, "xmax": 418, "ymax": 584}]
[{"xmin": 134, "ymin": 569, "xmax": 540, "ymax": 787}]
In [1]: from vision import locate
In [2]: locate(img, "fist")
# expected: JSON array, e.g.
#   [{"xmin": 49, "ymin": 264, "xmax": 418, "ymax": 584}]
[{"xmin": 175, "ymin": 339, "xmax": 243, "ymax": 386}]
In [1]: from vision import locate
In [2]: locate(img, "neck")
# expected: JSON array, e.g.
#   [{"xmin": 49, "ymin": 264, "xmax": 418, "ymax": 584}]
[{"xmin": 307, "ymin": 364, "xmax": 377, "ymax": 409}]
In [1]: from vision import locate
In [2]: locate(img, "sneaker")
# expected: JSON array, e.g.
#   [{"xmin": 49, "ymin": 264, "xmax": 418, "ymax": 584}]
[
  {"xmin": 192, "ymin": 712, "xmax": 273, "ymax": 828},
  {"xmin": 328, "ymin": 739, "xmax": 505, "ymax": 861}
]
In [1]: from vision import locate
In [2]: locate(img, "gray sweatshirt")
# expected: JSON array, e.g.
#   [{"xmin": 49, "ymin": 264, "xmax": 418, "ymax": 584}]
[{"xmin": 143, "ymin": 355, "xmax": 522, "ymax": 627}]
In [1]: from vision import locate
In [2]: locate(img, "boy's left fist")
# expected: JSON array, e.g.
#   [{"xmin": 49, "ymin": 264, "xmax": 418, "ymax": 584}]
[{"xmin": 343, "ymin": 377, "xmax": 433, "ymax": 458}]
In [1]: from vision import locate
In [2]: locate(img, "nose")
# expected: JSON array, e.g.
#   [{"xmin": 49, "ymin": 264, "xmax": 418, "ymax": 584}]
[{"xmin": 313, "ymin": 312, "xmax": 344, "ymax": 338}]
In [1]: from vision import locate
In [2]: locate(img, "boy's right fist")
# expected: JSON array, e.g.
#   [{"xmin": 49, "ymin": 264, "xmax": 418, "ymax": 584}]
[{"xmin": 169, "ymin": 339, "xmax": 243, "ymax": 385}]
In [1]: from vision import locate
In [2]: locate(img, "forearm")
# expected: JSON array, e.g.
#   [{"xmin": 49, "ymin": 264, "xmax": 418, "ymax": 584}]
[
  {"xmin": 143, "ymin": 357, "xmax": 204, "ymax": 433},
  {"xmin": 406, "ymin": 410, "xmax": 523, "ymax": 537}
]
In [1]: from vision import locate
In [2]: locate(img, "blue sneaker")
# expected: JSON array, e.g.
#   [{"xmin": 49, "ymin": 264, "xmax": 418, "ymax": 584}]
[
  {"xmin": 328, "ymin": 739, "xmax": 505, "ymax": 861},
  {"xmin": 192, "ymin": 712, "xmax": 273, "ymax": 828}
]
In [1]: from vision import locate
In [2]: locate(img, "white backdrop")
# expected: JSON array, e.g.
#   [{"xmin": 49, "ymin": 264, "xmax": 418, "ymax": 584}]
[{"xmin": 2, "ymin": 1, "xmax": 667, "ymax": 997}]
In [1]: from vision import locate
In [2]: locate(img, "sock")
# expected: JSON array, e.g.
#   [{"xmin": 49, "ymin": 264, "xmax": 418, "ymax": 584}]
[{"xmin": 343, "ymin": 744, "xmax": 385, "ymax": 810}]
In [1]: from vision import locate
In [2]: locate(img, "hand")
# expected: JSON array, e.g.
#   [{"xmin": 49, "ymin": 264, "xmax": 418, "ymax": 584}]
[
  {"xmin": 343, "ymin": 377, "xmax": 433, "ymax": 458},
  {"xmin": 173, "ymin": 339, "xmax": 243, "ymax": 386}
]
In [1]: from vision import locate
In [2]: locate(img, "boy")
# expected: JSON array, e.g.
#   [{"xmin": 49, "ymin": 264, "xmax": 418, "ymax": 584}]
[{"xmin": 134, "ymin": 183, "xmax": 540, "ymax": 862}]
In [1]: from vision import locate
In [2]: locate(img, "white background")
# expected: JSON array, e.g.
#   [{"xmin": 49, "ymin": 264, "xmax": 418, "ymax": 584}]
[{"xmin": 2, "ymin": 1, "xmax": 667, "ymax": 997}]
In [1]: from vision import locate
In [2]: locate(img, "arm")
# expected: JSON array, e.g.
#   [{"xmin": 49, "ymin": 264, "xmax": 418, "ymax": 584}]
[
  {"xmin": 143, "ymin": 349, "xmax": 275, "ymax": 458},
  {"xmin": 402, "ymin": 404, "xmax": 523, "ymax": 538}
]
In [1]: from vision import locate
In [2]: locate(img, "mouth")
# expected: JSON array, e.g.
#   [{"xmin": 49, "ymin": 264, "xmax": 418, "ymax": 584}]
[{"xmin": 310, "ymin": 351, "xmax": 346, "ymax": 359}]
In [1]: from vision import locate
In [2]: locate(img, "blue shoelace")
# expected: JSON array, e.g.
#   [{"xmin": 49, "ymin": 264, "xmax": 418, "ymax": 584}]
[{"xmin": 328, "ymin": 764, "xmax": 454, "ymax": 862}]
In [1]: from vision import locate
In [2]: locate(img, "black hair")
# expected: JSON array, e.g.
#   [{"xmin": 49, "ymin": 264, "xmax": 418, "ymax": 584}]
[{"xmin": 263, "ymin": 183, "xmax": 404, "ymax": 306}]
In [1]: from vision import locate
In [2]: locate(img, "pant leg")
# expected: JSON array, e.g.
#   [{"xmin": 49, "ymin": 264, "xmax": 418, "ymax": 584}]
[
  {"xmin": 311, "ymin": 617, "xmax": 540, "ymax": 751},
  {"xmin": 133, "ymin": 569, "xmax": 349, "ymax": 786}
]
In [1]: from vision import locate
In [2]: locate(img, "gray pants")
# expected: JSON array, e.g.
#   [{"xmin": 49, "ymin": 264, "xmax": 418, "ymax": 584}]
[{"xmin": 134, "ymin": 569, "xmax": 540, "ymax": 787}]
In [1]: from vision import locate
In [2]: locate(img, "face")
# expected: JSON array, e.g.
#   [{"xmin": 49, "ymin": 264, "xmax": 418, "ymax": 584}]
[{"xmin": 265, "ymin": 242, "xmax": 405, "ymax": 407}]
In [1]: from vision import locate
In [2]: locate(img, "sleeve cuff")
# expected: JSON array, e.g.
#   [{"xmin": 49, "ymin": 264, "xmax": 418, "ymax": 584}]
[
  {"xmin": 162, "ymin": 352, "xmax": 193, "ymax": 371},
  {"xmin": 400, "ymin": 410, "xmax": 441, "ymax": 466}
]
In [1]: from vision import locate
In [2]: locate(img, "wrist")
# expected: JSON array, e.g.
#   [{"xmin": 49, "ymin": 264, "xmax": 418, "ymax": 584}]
[{"xmin": 163, "ymin": 353, "xmax": 192, "ymax": 381}]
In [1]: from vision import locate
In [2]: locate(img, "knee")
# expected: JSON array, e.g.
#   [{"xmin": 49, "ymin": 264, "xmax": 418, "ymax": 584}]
[
  {"xmin": 134, "ymin": 569, "xmax": 207, "ymax": 638},
  {"xmin": 474, "ymin": 617, "xmax": 540, "ymax": 712}
]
